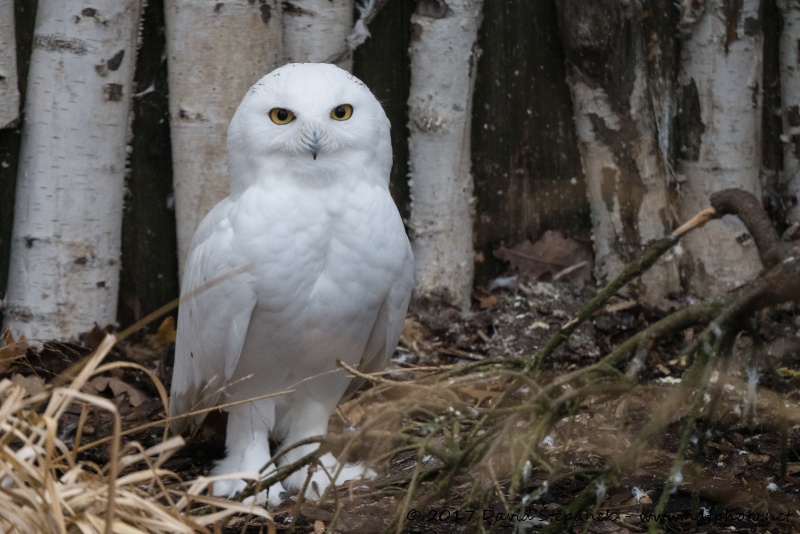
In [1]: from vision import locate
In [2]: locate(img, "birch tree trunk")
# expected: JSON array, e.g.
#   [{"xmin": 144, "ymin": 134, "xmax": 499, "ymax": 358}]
[
  {"xmin": 282, "ymin": 0, "xmax": 354, "ymax": 70},
  {"xmin": 407, "ymin": 0, "xmax": 483, "ymax": 309},
  {"xmin": 0, "ymin": 0, "xmax": 20, "ymax": 129},
  {"xmin": 556, "ymin": 0, "xmax": 681, "ymax": 307},
  {"xmin": 0, "ymin": 0, "xmax": 24, "ymax": 329},
  {"xmin": 780, "ymin": 0, "xmax": 800, "ymax": 222},
  {"xmin": 676, "ymin": 0, "xmax": 763, "ymax": 295},
  {"xmin": 3, "ymin": 0, "xmax": 142, "ymax": 340},
  {"xmin": 164, "ymin": 0, "xmax": 282, "ymax": 276}
]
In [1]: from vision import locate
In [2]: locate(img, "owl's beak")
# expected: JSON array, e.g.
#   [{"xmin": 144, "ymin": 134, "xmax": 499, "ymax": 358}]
[
  {"xmin": 302, "ymin": 128, "xmax": 323, "ymax": 160},
  {"xmin": 310, "ymin": 142, "xmax": 320, "ymax": 160}
]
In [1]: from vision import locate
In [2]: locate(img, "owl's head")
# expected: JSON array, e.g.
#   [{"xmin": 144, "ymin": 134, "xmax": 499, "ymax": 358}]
[{"xmin": 227, "ymin": 63, "xmax": 392, "ymax": 193}]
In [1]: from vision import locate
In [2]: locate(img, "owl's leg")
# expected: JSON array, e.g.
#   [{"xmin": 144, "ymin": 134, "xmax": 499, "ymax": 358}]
[
  {"xmin": 210, "ymin": 403, "xmax": 287, "ymax": 506},
  {"xmin": 278, "ymin": 399, "xmax": 374, "ymax": 500}
]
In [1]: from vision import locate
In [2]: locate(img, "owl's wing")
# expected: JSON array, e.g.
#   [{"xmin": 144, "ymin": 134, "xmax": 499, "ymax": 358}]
[
  {"xmin": 168, "ymin": 199, "xmax": 257, "ymax": 435},
  {"xmin": 343, "ymin": 241, "xmax": 414, "ymax": 400}
]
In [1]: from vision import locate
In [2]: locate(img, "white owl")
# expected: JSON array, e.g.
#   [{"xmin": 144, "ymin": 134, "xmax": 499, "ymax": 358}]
[{"xmin": 168, "ymin": 63, "xmax": 413, "ymax": 504}]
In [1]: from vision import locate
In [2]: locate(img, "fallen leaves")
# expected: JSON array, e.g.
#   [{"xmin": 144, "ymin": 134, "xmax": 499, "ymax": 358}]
[
  {"xmin": 0, "ymin": 329, "xmax": 27, "ymax": 374},
  {"xmin": 493, "ymin": 231, "xmax": 593, "ymax": 287},
  {"xmin": 86, "ymin": 375, "xmax": 149, "ymax": 407},
  {"xmin": 9, "ymin": 373, "xmax": 46, "ymax": 395}
]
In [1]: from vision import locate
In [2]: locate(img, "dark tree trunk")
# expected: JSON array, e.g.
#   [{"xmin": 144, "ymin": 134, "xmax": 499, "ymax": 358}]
[
  {"xmin": 472, "ymin": 0, "xmax": 590, "ymax": 284},
  {"xmin": 118, "ymin": 0, "xmax": 179, "ymax": 332},
  {"xmin": 0, "ymin": 0, "xmax": 37, "ymax": 329},
  {"xmin": 761, "ymin": 0, "xmax": 785, "ymax": 224},
  {"xmin": 353, "ymin": 0, "xmax": 414, "ymax": 219}
]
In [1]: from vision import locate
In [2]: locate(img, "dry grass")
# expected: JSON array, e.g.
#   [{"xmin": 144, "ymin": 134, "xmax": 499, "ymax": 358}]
[
  {"xmin": 325, "ymin": 324, "xmax": 800, "ymax": 533},
  {"xmin": 0, "ymin": 334, "xmax": 274, "ymax": 534},
  {"xmin": 1, "ymin": 194, "xmax": 797, "ymax": 533},
  {"xmin": 1, "ymin": 308, "xmax": 798, "ymax": 533}
]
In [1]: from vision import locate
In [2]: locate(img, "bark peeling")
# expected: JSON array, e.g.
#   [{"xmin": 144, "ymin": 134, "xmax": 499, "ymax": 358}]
[
  {"xmin": 675, "ymin": 79, "xmax": 705, "ymax": 161},
  {"xmin": 416, "ymin": 0, "xmax": 453, "ymax": 19},
  {"xmin": 588, "ymin": 113, "xmax": 648, "ymax": 248},
  {"xmin": 102, "ymin": 82, "xmax": 123, "ymax": 101},
  {"xmin": 780, "ymin": 0, "xmax": 800, "ymax": 221},
  {"xmin": 107, "ymin": 49, "xmax": 125, "ymax": 70},
  {"xmin": 558, "ymin": 0, "xmax": 680, "ymax": 306},
  {"xmin": 32, "ymin": 34, "xmax": 88, "ymax": 54},
  {"xmin": 557, "ymin": 0, "xmax": 637, "ymax": 117},
  {"xmin": 790, "ymin": 106, "xmax": 800, "ymax": 160},
  {"xmin": 723, "ymin": 0, "xmax": 743, "ymax": 51}
]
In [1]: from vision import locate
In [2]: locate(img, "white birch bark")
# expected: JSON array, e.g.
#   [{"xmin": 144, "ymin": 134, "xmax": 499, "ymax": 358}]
[
  {"xmin": 555, "ymin": 1, "xmax": 680, "ymax": 307},
  {"xmin": 283, "ymin": 0, "xmax": 354, "ymax": 70},
  {"xmin": 407, "ymin": 0, "xmax": 482, "ymax": 309},
  {"xmin": 780, "ymin": 0, "xmax": 800, "ymax": 222},
  {"xmin": 164, "ymin": 0, "xmax": 282, "ymax": 276},
  {"xmin": 2, "ymin": 0, "xmax": 142, "ymax": 340},
  {"xmin": 0, "ymin": 0, "xmax": 20, "ymax": 128},
  {"xmin": 567, "ymin": 30, "xmax": 681, "ymax": 308},
  {"xmin": 570, "ymin": 78, "xmax": 680, "ymax": 307},
  {"xmin": 677, "ymin": 0, "xmax": 763, "ymax": 295}
]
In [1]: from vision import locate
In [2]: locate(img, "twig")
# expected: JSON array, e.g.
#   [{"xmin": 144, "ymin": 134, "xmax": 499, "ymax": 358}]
[
  {"xmin": 527, "ymin": 236, "xmax": 679, "ymax": 370},
  {"xmin": 671, "ymin": 206, "xmax": 716, "ymax": 237},
  {"xmin": 553, "ymin": 260, "xmax": 590, "ymax": 281}
]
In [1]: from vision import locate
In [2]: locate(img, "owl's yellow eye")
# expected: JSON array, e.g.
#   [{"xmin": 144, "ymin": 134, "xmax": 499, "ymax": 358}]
[
  {"xmin": 269, "ymin": 108, "xmax": 295, "ymax": 124},
  {"xmin": 330, "ymin": 104, "xmax": 353, "ymax": 121}
]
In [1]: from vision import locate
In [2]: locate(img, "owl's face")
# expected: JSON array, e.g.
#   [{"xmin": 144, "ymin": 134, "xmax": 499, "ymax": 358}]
[{"xmin": 227, "ymin": 63, "xmax": 392, "ymax": 191}]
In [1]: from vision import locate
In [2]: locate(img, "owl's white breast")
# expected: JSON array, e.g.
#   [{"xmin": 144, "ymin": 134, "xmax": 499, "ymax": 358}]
[
  {"xmin": 212, "ymin": 163, "xmax": 410, "ymax": 403},
  {"xmin": 233, "ymin": 170, "xmax": 404, "ymax": 307}
]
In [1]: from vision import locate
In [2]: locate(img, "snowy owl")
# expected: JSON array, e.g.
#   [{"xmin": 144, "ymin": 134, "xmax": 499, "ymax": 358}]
[{"xmin": 168, "ymin": 63, "xmax": 413, "ymax": 504}]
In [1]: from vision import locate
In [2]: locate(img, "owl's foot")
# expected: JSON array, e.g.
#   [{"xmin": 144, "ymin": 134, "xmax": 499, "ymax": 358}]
[
  {"xmin": 209, "ymin": 474, "xmax": 288, "ymax": 507},
  {"xmin": 284, "ymin": 453, "xmax": 376, "ymax": 500},
  {"xmin": 306, "ymin": 462, "xmax": 376, "ymax": 500}
]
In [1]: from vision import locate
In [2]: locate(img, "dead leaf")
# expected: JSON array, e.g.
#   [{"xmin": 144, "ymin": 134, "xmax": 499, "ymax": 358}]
[
  {"xmin": 473, "ymin": 287, "xmax": 497, "ymax": 309},
  {"xmin": 786, "ymin": 462, "xmax": 800, "ymax": 476},
  {"xmin": 400, "ymin": 317, "xmax": 436, "ymax": 357},
  {"xmin": 87, "ymin": 376, "xmax": 149, "ymax": 407},
  {"xmin": 85, "ymin": 324, "xmax": 115, "ymax": 351},
  {"xmin": 0, "ymin": 329, "xmax": 27, "ymax": 374},
  {"xmin": 493, "ymin": 231, "xmax": 593, "ymax": 287},
  {"xmin": 337, "ymin": 401, "xmax": 367, "ymax": 427},
  {"xmin": 156, "ymin": 316, "xmax": 176, "ymax": 347},
  {"xmin": 457, "ymin": 384, "xmax": 503, "ymax": 406},
  {"xmin": 119, "ymin": 341, "xmax": 161, "ymax": 364},
  {"xmin": 10, "ymin": 373, "xmax": 46, "ymax": 396}
]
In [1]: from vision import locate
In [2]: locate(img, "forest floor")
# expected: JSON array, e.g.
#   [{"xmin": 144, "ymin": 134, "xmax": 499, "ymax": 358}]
[{"xmin": 2, "ymin": 272, "xmax": 800, "ymax": 533}]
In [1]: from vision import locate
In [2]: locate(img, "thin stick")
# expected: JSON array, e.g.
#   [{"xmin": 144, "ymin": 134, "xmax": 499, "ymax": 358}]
[
  {"xmin": 527, "ymin": 236, "xmax": 678, "ymax": 370},
  {"xmin": 671, "ymin": 206, "xmax": 716, "ymax": 238}
]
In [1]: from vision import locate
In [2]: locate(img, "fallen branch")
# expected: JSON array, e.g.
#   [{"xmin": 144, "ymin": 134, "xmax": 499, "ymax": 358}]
[{"xmin": 374, "ymin": 189, "xmax": 800, "ymax": 532}]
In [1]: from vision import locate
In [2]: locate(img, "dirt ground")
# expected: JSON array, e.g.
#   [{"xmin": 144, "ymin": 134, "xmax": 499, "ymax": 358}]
[{"xmin": 3, "ymin": 272, "xmax": 800, "ymax": 533}]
